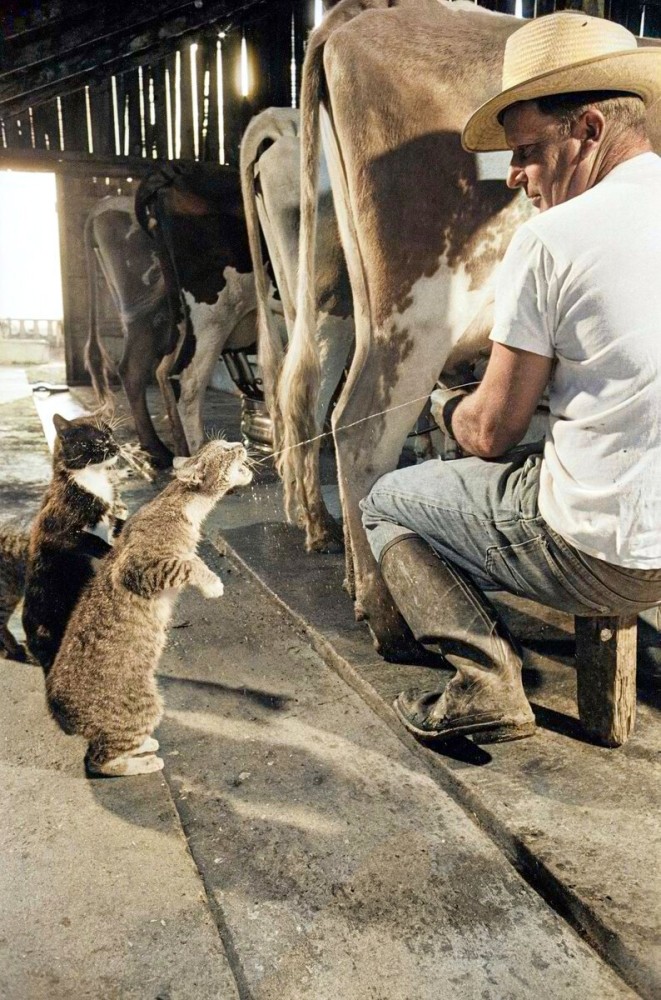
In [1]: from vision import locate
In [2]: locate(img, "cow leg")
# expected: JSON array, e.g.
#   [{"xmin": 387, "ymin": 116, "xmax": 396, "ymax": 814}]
[
  {"xmin": 301, "ymin": 314, "xmax": 354, "ymax": 554},
  {"xmin": 332, "ymin": 336, "xmax": 441, "ymax": 661},
  {"xmin": 178, "ymin": 303, "xmax": 255, "ymax": 455},
  {"xmin": 155, "ymin": 346, "xmax": 190, "ymax": 457},
  {"xmin": 118, "ymin": 322, "xmax": 173, "ymax": 469}
]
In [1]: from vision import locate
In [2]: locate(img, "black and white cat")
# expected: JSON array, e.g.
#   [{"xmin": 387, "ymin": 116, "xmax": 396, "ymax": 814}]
[{"xmin": 21, "ymin": 414, "xmax": 127, "ymax": 672}]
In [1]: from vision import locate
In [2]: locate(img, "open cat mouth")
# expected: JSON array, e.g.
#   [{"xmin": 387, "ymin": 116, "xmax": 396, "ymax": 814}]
[{"xmin": 232, "ymin": 452, "xmax": 253, "ymax": 487}]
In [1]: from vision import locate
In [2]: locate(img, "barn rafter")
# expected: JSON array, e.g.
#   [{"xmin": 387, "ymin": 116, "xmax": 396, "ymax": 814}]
[{"xmin": 0, "ymin": 0, "xmax": 274, "ymax": 119}]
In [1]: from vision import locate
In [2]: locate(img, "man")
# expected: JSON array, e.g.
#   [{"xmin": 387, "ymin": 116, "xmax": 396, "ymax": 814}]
[{"xmin": 360, "ymin": 12, "xmax": 661, "ymax": 745}]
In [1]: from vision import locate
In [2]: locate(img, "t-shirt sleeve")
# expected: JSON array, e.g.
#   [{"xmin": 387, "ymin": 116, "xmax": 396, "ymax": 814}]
[{"xmin": 489, "ymin": 224, "xmax": 556, "ymax": 359}]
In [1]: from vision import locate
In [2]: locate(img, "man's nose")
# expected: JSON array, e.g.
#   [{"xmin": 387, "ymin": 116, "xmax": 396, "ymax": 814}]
[{"xmin": 507, "ymin": 162, "xmax": 525, "ymax": 190}]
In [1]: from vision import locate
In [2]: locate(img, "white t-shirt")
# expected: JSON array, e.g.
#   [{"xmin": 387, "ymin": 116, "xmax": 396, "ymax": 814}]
[{"xmin": 490, "ymin": 152, "xmax": 661, "ymax": 569}]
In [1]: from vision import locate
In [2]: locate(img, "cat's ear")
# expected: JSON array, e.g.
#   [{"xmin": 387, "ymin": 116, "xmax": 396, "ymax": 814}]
[
  {"xmin": 53, "ymin": 414, "xmax": 73, "ymax": 437},
  {"xmin": 174, "ymin": 458, "xmax": 202, "ymax": 485}
]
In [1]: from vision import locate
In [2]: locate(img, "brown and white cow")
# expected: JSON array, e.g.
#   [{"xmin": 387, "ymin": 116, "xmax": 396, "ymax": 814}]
[
  {"xmin": 280, "ymin": 0, "xmax": 661, "ymax": 660},
  {"xmin": 135, "ymin": 164, "xmax": 260, "ymax": 456},
  {"xmin": 277, "ymin": 0, "xmax": 535, "ymax": 660},
  {"xmin": 84, "ymin": 196, "xmax": 187, "ymax": 468},
  {"xmin": 240, "ymin": 106, "xmax": 354, "ymax": 552}
]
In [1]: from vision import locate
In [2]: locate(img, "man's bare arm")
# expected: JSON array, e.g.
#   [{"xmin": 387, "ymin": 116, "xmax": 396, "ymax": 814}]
[{"xmin": 451, "ymin": 343, "xmax": 553, "ymax": 458}]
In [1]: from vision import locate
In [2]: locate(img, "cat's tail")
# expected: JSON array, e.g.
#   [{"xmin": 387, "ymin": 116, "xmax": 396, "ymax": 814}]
[
  {"xmin": 0, "ymin": 526, "xmax": 30, "ymax": 596},
  {"xmin": 84, "ymin": 210, "xmax": 117, "ymax": 417},
  {"xmin": 0, "ymin": 527, "xmax": 30, "ymax": 569}
]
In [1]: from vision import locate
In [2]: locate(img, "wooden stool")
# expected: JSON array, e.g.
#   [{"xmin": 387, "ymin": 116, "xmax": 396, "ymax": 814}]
[{"xmin": 574, "ymin": 615, "xmax": 638, "ymax": 747}]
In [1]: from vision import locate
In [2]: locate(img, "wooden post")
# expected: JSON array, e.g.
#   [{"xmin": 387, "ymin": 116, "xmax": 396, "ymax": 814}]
[{"xmin": 574, "ymin": 615, "xmax": 638, "ymax": 747}]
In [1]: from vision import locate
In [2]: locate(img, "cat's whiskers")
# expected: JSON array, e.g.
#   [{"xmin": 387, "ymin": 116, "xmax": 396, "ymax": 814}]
[
  {"xmin": 107, "ymin": 413, "xmax": 129, "ymax": 432},
  {"xmin": 117, "ymin": 443, "xmax": 156, "ymax": 482},
  {"xmin": 204, "ymin": 426, "xmax": 227, "ymax": 444}
]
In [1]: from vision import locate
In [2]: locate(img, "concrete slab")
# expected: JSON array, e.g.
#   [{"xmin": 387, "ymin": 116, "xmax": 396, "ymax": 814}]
[
  {"xmin": 209, "ymin": 499, "xmax": 661, "ymax": 999},
  {"xmin": 17, "ymin": 379, "xmax": 658, "ymax": 996},
  {"xmin": 157, "ymin": 545, "xmax": 634, "ymax": 1000},
  {"xmin": 0, "ymin": 340, "xmax": 49, "ymax": 365},
  {"xmin": 149, "ymin": 390, "xmax": 660, "ymax": 999},
  {"xmin": 0, "ymin": 367, "xmax": 52, "ymax": 520},
  {"xmin": 0, "ymin": 662, "xmax": 240, "ymax": 1000}
]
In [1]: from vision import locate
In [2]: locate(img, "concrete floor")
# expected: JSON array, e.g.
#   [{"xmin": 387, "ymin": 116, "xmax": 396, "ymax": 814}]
[{"xmin": 0, "ymin": 367, "xmax": 659, "ymax": 999}]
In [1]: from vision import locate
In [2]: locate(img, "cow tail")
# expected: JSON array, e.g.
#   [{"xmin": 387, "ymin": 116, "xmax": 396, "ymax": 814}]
[
  {"xmin": 276, "ymin": 32, "xmax": 326, "ymax": 527},
  {"xmin": 83, "ymin": 211, "xmax": 117, "ymax": 416},
  {"xmin": 240, "ymin": 112, "xmax": 297, "ymax": 441}
]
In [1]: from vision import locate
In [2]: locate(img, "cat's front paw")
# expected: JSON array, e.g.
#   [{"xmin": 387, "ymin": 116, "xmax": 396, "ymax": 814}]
[{"xmin": 200, "ymin": 575, "xmax": 224, "ymax": 599}]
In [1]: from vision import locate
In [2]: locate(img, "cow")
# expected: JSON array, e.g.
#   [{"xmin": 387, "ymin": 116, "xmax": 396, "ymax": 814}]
[
  {"xmin": 240, "ymin": 106, "xmax": 354, "ymax": 552},
  {"xmin": 279, "ymin": 0, "xmax": 661, "ymax": 661},
  {"xmin": 135, "ymin": 164, "xmax": 270, "ymax": 456},
  {"xmin": 84, "ymin": 196, "xmax": 188, "ymax": 468},
  {"xmin": 276, "ymin": 0, "xmax": 539, "ymax": 662}
]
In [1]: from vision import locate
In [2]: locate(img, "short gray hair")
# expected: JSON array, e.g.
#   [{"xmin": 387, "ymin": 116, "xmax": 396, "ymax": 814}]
[{"xmin": 535, "ymin": 91, "xmax": 647, "ymax": 137}]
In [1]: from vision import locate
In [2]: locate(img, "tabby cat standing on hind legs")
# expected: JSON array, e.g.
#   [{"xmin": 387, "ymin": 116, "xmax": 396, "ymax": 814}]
[
  {"xmin": 47, "ymin": 439, "xmax": 253, "ymax": 777},
  {"xmin": 22, "ymin": 414, "xmax": 127, "ymax": 672}
]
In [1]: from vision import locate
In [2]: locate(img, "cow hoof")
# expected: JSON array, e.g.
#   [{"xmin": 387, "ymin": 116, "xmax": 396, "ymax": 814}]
[
  {"xmin": 306, "ymin": 516, "xmax": 345, "ymax": 555},
  {"xmin": 148, "ymin": 449, "xmax": 174, "ymax": 470},
  {"xmin": 308, "ymin": 533, "xmax": 345, "ymax": 555}
]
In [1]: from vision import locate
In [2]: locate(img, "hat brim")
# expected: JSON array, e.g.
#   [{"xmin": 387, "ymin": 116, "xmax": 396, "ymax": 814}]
[{"xmin": 462, "ymin": 48, "xmax": 661, "ymax": 152}]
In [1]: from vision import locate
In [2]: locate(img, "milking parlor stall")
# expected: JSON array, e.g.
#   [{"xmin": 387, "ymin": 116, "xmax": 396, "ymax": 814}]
[{"xmin": 1, "ymin": 1, "xmax": 661, "ymax": 998}]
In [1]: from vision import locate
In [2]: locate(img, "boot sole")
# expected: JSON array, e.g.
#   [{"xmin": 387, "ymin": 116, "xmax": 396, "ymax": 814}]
[{"xmin": 393, "ymin": 699, "xmax": 536, "ymax": 746}]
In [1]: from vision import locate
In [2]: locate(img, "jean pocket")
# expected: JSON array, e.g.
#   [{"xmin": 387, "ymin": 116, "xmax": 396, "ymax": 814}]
[
  {"xmin": 485, "ymin": 535, "xmax": 548, "ymax": 598},
  {"xmin": 541, "ymin": 532, "xmax": 612, "ymax": 614}
]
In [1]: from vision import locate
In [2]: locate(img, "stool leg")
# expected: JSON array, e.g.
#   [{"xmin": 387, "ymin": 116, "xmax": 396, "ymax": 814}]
[{"xmin": 574, "ymin": 616, "xmax": 637, "ymax": 747}]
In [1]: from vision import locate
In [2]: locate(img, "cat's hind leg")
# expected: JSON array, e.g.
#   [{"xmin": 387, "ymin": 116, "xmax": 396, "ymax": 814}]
[
  {"xmin": 135, "ymin": 735, "xmax": 159, "ymax": 754},
  {"xmin": 86, "ymin": 732, "xmax": 163, "ymax": 777},
  {"xmin": 87, "ymin": 752, "xmax": 164, "ymax": 777}
]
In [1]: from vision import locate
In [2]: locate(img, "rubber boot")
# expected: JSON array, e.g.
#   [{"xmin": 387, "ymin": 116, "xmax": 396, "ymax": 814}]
[{"xmin": 379, "ymin": 535, "xmax": 536, "ymax": 744}]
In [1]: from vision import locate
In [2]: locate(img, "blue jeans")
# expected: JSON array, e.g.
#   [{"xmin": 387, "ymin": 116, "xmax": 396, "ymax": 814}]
[{"xmin": 361, "ymin": 448, "xmax": 661, "ymax": 618}]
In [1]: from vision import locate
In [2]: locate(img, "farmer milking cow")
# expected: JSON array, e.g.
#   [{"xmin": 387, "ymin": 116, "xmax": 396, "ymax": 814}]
[{"xmin": 361, "ymin": 13, "xmax": 661, "ymax": 745}]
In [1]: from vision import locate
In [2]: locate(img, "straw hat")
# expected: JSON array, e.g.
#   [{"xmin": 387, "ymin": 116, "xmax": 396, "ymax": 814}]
[{"xmin": 462, "ymin": 12, "xmax": 661, "ymax": 152}]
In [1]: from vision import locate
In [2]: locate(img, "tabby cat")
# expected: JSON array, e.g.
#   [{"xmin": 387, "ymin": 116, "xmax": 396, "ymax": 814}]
[
  {"xmin": 22, "ymin": 414, "xmax": 126, "ymax": 672},
  {"xmin": 46, "ymin": 439, "xmax": 252, "ymax": 777}
]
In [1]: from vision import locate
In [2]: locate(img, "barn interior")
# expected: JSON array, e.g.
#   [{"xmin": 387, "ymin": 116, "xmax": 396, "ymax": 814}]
[{"xmin": 1, "ymin": 2, "xmax": 660, "ymax": 998}]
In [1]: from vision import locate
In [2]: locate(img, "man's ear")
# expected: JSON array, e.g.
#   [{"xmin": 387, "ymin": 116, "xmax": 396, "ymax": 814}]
[
  {"xmin": 52, "ymin": 413, "xmax": 72, "ymax": 437},
  {"xmin": 578, "ymin": 109, "xmax": 605, "ymax": 154}
]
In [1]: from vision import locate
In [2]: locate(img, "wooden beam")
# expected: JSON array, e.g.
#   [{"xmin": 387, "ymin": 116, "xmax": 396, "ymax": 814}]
[
  {"xmin": 0, "ymin": 0, "xmax": 274, "ymax": 120},
  {"xmin": 0, "ymin": 145, "xmax": 163, "ymax": 176},
  {"xmin": 2, "ymin": 1, "xmax": 105, "ymax": 44},
  {"xmin": 575, "ymin": 615, "xmax": 638, "ymax": 747},
  {"xmin": 2, "ymin": 1, "xmax": 187, "ymax": 65}
]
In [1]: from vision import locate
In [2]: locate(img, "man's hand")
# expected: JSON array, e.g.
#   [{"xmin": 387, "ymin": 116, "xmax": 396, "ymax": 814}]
[
  {"xmin": 440, "ymin": 343, "xmax": 553, "ymax": 459},
  {"xmin": 430, "ymin": 385, "xmax": 469, "ymax": 439}
]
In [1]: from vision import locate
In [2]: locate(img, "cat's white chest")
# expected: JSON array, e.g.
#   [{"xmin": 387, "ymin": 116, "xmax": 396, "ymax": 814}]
[
  {"xmin": 86, "ymin": 513, "xmax": 114, "ymax": 545},
  {"xmin": 71, "ymin": 463, "xmax": 115, "ymax": 504}
]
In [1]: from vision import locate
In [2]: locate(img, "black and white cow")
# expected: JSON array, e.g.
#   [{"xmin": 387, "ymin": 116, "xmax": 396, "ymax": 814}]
[
  {"xmin": 135, "ymin": 164, "xmax": 264, "ymax": 456},
  {"xmin": 84, "ymin": 196, "xmax": 187, "ymax": 468}
]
